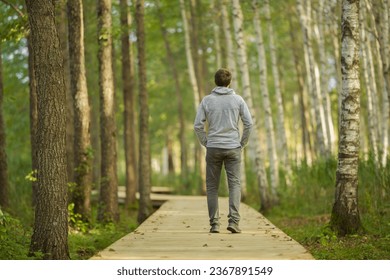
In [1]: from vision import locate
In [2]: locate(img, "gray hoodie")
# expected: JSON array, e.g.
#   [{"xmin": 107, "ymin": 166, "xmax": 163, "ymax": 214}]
[{"xmin": 194, "ymin": 86, "xmax": 253, "ymax": 149}]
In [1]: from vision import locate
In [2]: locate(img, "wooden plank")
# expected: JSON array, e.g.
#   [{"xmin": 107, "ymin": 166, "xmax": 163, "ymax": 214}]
[{"xmin": 91, "ymin": 196, "xmax": 314, "ymax": 260}]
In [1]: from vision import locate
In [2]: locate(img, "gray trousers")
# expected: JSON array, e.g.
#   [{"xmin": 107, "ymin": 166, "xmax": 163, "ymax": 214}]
[{"xmin": 206, "ymin": 147, "xmax": 241, "ymax": 226}]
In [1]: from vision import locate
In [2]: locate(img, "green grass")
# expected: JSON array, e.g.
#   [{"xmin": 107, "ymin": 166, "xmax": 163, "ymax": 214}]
[
  {"xmin": 262, "ymin": 158, "xmax": 390, "ymax": 260},
  {"xmin": 0, "ymin": 206, "xmax": 138, "ymax": 260},
  {"xmin": 2, "ymin": 157, "xmax": 389, "ymax": 260}
]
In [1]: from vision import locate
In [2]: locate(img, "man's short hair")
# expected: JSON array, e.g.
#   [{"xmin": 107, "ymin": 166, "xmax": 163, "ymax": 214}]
[{"xmin": 214, "ymin": 68, "xmax": 232, "ymax": 87}]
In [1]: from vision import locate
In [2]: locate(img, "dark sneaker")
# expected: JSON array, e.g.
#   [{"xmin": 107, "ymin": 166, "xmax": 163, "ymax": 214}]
[
  {"xmin": 227, "ymin": 223, "xmax": 241, "ymax": 233},
  {"xmin": 210, "ymin": 224, "xmax": 220, "ymax": 233}
]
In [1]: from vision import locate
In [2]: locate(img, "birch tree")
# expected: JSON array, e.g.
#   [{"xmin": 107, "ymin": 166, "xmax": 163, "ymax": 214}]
[
  {"xmin": 221, "ymin": 0, "xmax": 247, "ymax": 199},
  {"xmin": 288, "ymin": 8, "xmax": 314, "ymax": 165},
  {"xmin": 179, "ymin": 0, "xmax": 206, "ymax": 194},
  {"xmin": 221, "ymin": 0, "xmax": 237, "ymax": 89},
  {"xmin": 330, "ymin": 0, "xmax": 362, "ymax": 236},
  {"xmin": 97, "ymin": 0, "xmax": 119, "ymax": 223},
  {"xmin": 313, "ymin": 0, "xmax": 336, "ymax": 154},
  {"xmin": 360, "ymin": 0, "xmax": 379, "ymax": 165},
  {"xmin": 232, "ymin": 0, "xmax": 271, "ymax": 211},
  {"xmin": 263, "ymin": 0, "xmax": 291, "ymax": 182},
  {"xmin": 368, "ymin": 0, "xmax": 390, "ymax": 166},
  {"xmin": 253, "ymin": 0, "xmax": 279, "ymax": 194},
  {"xmin": 296, "ymin": 0, "xmax": 329, "ymax": 158}
]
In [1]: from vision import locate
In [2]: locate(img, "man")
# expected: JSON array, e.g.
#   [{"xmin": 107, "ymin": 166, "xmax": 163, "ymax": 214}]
[{"xmin": 194, "ymin": 68, "xmax": 253, "ymax": 233}]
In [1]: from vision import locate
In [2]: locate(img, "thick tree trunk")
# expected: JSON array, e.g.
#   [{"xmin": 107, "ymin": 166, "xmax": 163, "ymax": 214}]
[
  {"xmin": 56, "ymin": 1, "xmax": 75, "ymax": 185},
  {"xmin": 253, "ymin": 0, "xmax": 279, "ymax": 198},
  {"xmin": 232, "ymin": 0, "xmax": 271, "ymax": 212},
  {"xmin": 67, "ymin": 0, "xmax": 93, "ymax": 221},
  {"xmin": 136, "ymin": 0, "xmax": 152, "ymax": 223},
  {"xmin": 26, "ymin": 0, "xmax": 69, "ymax": 259},
  {"xmin": 157, "ymin": 0, "xmax": 188, "ymax": 183},
  {"xmin": 0, "ymin": 44, "xmax": 9, "ymax": 210},
  {"xmin": 97, "ymin": 0, "xmax": 119, "ymax": 223},
  {"xmin": 120, "ymin": 0, "xmax": 137, "ymax": 207},
  {"xmin": 330, "ymin": 0, "xmax": 363, "ymax": 236},
  {"xmin": 27, "ymin": 34, "xmax": 38, "ymax": 206}
]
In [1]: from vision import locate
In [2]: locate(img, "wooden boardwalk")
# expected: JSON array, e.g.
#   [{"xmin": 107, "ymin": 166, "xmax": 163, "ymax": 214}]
[{"xmin": 91, "ymin": 196, "xmax": 314, "ymax": 260}]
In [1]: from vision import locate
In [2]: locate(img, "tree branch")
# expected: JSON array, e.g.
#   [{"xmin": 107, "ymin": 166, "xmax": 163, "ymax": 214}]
[{"xmin": 0, "ymin": 0, "xmax": 25, "ymax": 18}]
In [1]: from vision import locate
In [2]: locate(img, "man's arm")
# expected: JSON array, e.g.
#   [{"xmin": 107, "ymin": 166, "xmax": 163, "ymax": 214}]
[
  {"xmin": 194, "ymin": 100, "xmax": 207, "ymax": 147},
  {"xmin": 240, "ymin": 100, "xmax": 253, "ymax": 148}
]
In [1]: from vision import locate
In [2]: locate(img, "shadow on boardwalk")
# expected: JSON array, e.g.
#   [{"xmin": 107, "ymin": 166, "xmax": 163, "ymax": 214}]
[{"xmin": 91, "ymin": 196, "xmax": 314, "ymax": 260}]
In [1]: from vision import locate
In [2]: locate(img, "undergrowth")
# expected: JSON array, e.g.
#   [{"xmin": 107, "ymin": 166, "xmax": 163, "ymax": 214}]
[
  {"xmin": 1, "ymin": 157, "xmax": 389, "ymax": 260},
  {"xmin": 264, "ymin": 158, "xmax": 390, "ymax": 260}
]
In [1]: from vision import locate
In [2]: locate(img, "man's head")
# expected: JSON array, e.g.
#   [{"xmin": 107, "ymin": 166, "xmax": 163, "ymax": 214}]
[{"xmin": 214, "ymin": 68, "xmax": 232, "ymax": 87}]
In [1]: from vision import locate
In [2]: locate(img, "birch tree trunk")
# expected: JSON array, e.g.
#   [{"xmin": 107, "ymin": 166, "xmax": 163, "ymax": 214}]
[
  {"xmin": 327, "ymin": 0, "xmax": 342, "ymax": 129},
  {"xmin": 179, "ymin": 0, "xmax": 206, "ymax": 194},
  {"xmin": 264, "ymin": 0, "xmax": 291, "ymax": 183},
  {"xmin": 297, "ymin": 0, "xmax": 329, "ymax": 158},
  {"xmin": 369, "ymin": 0, "xmax": 390, "ymax": 167},
  {"xmin": 157, "ymin": 0, "xmax": 188, "ymax": 184},
  {"xmin": 232, "ymin": 0, "xmax": 271, "ymax": 211},
  {"xmin": 68, "ymin": 0, "xmax": 93, "ymax": 221},
  {"xmin": 288, "ymin": 9, "xmax": 314, "ymax": 165},
  {"xmin": 211, "ymin": 0, "xmax": 222, "ymax": 69},
  {"xmin": 360, "ymin": 1, "xmax": 379, "ymax": 165},
  {"xmin": 26, "ymin": 0, "xmax": 69, "ymax": 259},
  {"xmin": 253, "ymin": 0, "xmax": 279, "ymax": 196},
  {"xmin": 313, "ymin": 0, "xmax": 336, "ymax": 154},
  {"xmin": 330, "ymin": 0, "xmax": 362, "ymax": 236},
  {"xmin": 120, "ymin": 0, "xmax": 138, "ymax": 207},
  {"xmin": 221, "ymin": 0, "xmax": 238, "ymax": 89},
  {"xmin": 97, "ymin": 0, "xmax": 119, "ymax": 223},
  {"xmin": 221, "ymin": 0, "xmax": 247, "ymax": 199},
  {"xmin": 0, "ymin": 44, "xmax": 9, "ymax": 210}
]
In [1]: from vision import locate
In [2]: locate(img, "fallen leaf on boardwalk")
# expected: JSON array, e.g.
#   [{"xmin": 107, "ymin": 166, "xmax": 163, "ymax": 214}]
[{"xmin": 203, "ymin": 244, "xmax": 208, "ymax": 247}]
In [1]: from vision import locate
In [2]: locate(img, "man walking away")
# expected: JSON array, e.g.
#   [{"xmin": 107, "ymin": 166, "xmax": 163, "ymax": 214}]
[{"xmin": 194, "ymin": 68, "xmax": 253, "ymax": 233}]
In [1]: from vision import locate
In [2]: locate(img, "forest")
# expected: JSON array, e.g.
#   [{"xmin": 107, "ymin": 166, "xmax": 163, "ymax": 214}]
[{"xmin": 0, "ymin": 0, "xmax": 389, "ymax": 260}]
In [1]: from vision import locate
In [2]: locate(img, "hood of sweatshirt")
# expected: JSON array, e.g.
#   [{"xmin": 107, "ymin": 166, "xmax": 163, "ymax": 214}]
[{"xmin": 212, "ymin": 86, "xmax": 235, "ymax": 95}]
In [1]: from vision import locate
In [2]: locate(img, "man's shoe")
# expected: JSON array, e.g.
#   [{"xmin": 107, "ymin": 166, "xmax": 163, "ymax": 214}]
[
  {"xmin": 210, "ymin": 224, "xmax": 220, "ymax": 233},
  {"xmin": 227, "ymin": 223, "xmax": 241, "ymax": 233}
]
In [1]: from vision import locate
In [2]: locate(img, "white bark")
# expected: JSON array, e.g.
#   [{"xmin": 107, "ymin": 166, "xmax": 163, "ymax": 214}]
[
  {"xmin": 360, "ymin": 1, "xmax": 379, "ymax": 164},
  {"xmin": 313, "ymin": 0, "xmax": 336, "ymax": 154},
  {"xmin": 297, "ymin": 0, "xmax": 329, "ymax": 158},
  {"xmin": 221, "ymin": 0, "xmax": 238, "ymax": 89},
  {"xmin": 331, "ymin": 0, "xmax": 362, "ymax": 235},
  {"xmin": 180, "ymin": 0, "xmax": 206, "ymax": 193},
  {"xmin": 263, "ymin": 0, "xmax": 289, "ymax": 168},
  {"xmin": 253, "ymin": 0, "xmax": 279, "ymax": 194},
  {"xmin": 180, "ymin": 0, "xmax": 199, "ymax": 109},
  {"xmin": 231, "ymin": 0, "xmax": 272, "ymax": 209}
]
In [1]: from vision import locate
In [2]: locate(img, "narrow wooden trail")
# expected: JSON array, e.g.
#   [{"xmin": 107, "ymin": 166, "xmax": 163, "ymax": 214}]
[{"xmin": 91, "ymin": 196, "xmax": 313, "ymax": 260}]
